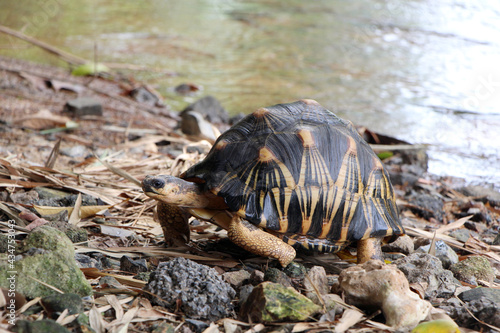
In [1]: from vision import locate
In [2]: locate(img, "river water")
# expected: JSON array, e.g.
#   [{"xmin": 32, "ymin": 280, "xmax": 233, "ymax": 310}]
[{"xmin": 1, "ymin": 0, "xmax": 499, "ymax": 186}]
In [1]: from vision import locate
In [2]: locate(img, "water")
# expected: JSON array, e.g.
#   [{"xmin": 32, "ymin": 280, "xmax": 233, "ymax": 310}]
[{"xmin": 1, "ymin": 0, "xmax": 499, "ymax": 186}]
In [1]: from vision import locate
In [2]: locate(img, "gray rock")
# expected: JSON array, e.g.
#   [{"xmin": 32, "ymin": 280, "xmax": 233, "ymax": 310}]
[
  {"xmin": 180, "ymin": 111, "xmax": 218, "ymax": 142},
  {"xmin": 304, "ymin": 266, "xmax": 329, "ymax": 304},
  {"xmin": 223, "ymin": 269, "xmax": 251, "ymax": 288},
  {"xmin": 75, "ymin": 253, "xmax": 102, "ymax": 269},
  {"xmin": 493, "ymin": 233, "xmax": 500, "ymax": 246},
  {"xmin": 382, "ymin": 234, "xmax": 414, "ymax": 255},
  {"xmin": 143, "ymin": 257, "xmax": 235, "ymax": 321},
  {"xmin": 249, "ymin": 269, "xmax": 265, "ymax": 285},
  {"xmin": 63, "ymin": 97, "xmax": 103, "ymax": 116},
  {"xmin": 41, "ymin": 293, "xmax": 83, "ymax": 318},
  {"xmin": 447, "ymin": 288, "xmax": 500, "ymax": 332},
  {"xmin": 181, "ymin": 95, "xmax": 229, "ymax": 124},
  {"xmin": 415, "ymin": 240, "xmax": 459, "ymax": 269},
  {"xmin": 120, "ymin": 255, "xmax": 148, "ymax": 274},
  {"xmin": 129, "ymin": 86, "xmax": 161, "ymax": 106},
  {"xmin": 450, "ymin": 256, "xmax": 495, "ymax": 285},
  {"xmin": 459, "ymin": 185, "xmax": 500, "ymax": 207},
  {"xmin": 264, "ymin": 267, "xmax": 292, "ymax": 288},
  {"xmin": 60, "ymin": 145, "xmax": 88, "ymax": 158},
  {"xmin": 238, "ymin": 284, "xmax": 254, "ymax": 306},
  {"xmin": 409, "ymin": 193, "xmax": 444, "ymax": 222},
  {"xmin": 394, "ymin": 253, "xmax": 459, "ymax": 300},
  {"xmin": 449, "ymin": 228, "xmax": 479, "ymax": 243}
]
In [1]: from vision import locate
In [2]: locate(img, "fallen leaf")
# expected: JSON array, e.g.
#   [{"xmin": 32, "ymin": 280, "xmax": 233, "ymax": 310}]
[
  {"xmin": 72, "ymin": 62, "xmax": 110, "ymax": 76},
  {"xmin": 48, "ymin": 79, "xmax": 85, "ymax": 93},
  {"xmin": 13, "ymin": 109, "xmax": 71, "ymax": 130},
  {"xmin": 33, "ymin": 204, "xmax": 111, "ymax": 219},
  {"xmin": 411, "ymin": 319, "xmax": 460, "ymax": 333}
]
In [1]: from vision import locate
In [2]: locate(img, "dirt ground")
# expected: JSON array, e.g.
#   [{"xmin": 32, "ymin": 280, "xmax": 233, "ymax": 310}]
[{"xmin": 1, "ymin": 56, "xmax": 499, "ymax": 333}]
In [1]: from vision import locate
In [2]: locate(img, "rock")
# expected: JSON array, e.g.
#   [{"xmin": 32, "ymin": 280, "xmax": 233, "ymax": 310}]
[
  {"xmin": 41, "ymin": 293, "xmax": 83, "ymax": 318},
  {"xmin": 174, "ymin": 83, "xmax": 201, "ymax": 96},
  {"xmin": 120, "ymin": 255, "xmax": 148, "ymax": 274},
  {"xmin": 339, "ymin": 260, "xmax": 432, "ymax": 329},
  {"xmin": 382, "ymin": 234, "xmax": 414, "ymax": 255},
  {"xmin": 320, "ymin": 294, "xmax": 344, "ymax": 313},
  {"xmin": 415, "ymin": 240, "xmax": 459, "ymax": 269},
  {"xmin": 75, "ymin": 253, "xmax": 102, "ymax": 269},
  {"xmin": 450, "ymin": 288, "xmax": 500, "ymax": 331},
  {"xmin": 458, "ymin": 287, "xmax": 500, "ymax": 304},
  {"xmin": 129, "ymin": 86, "xmax": 161, "ymax": 106},
  {"xmin": 134, "ymin": 272, "xmax": 151, "ymax": 282},
  {"xmin": 143, "ymin": 257, "xmax": 235, "ymax": 321},
  {"xmin": 12, "ymin": 319, "xmax": 71, "ymax": 333},
  {"xmin": 283, "ymin": 261, "xmax": 307, "ymax": 280},
  {"xmin": 395, "ymin": 253, "xmax": 459, "ymax": 300},
  {"xmin": 448, "ymin": 229, "xmax": 478, "ymax": 243},
  {"xmin": 180, "ymin": 111, "xmax": 219, "ymax": 142},
  {"xmin": 60, "ymin": 145, "xmax": 88, "ymax": 158},
  {"xmin": 63, "ymin": 97, "xmax": 103, "ymax": 116},
  {"xmin": 238, "ymin": 285, "xmax": 254, "ymax": 306},
  {"xmin": 0, "ymin": 226, "xmax": 92, "ymax": 298},
  {"xmin": 264, "ymin": 268, "xmax": 292, "ymax": 288},
  {"xmin": 409, "ymin": 193, "xmax": 444, "ymax": 222},
  {"xmin": 493, "ymin": 233, "xmax": 500, "ymax": 246},
  {"xmin": 239, "ymin": 282, "xmax": 321, "ymax": 322},
  {"xmin": 249, "ymin": 269, "xmax": 265, "ymax": 285},
  {"xmin": 303, "ymin": 266, "xmax": 329, "ymax": 305},
  {"xmin": 151, "ymin": 322, "xmax": 176, "ymax": 333},
  {"xmin": 459, "ymin": 185, "xmax": 500, "ymax": 207},
  {"xmin": 450, "ymin": 256, "xmax": 495, "ymax": 285},
  {"xmin": 185, "ymin": 319, "xmax": 209, "ymax": 333},
  {"xmin": 223, "ymin": 270, "xmax": 251, "ymax": 288},
  {"xmin": 181, "ymin": 95, "xmax": 229, "ymax": 124},
  {"xmin": 99, "ymin": 276, "xmax": 122, "ymax": 289}
]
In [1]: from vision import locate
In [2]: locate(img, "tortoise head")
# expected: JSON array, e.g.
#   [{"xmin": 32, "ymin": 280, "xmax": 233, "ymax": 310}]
[{"xmin": 142, "ymin": 175, "xmax": 209, "ymax": 208}]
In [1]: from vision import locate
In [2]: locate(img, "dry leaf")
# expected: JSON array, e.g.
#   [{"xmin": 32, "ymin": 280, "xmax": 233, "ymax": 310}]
[
  {"xmin": 89, "ymin": 305, "xmax": 106, "ymax": 333},
  {"xmin": 49, "ymin": 79, "xmax": 85, "ymax": 93},
  {"xmin": 68, "ymin": 193, "xmax": 82, "ymax": 225},
  {"xmin": 25, "ymin": 218, "xmax": 49, "ymax": 231},
  {"xmin": 334, "ymin": 309, "xmax": 365, "ymax": 333},
  {"xmin": 13, "ymin": 109, "xmax": 71, "ymax": 130},
  {"xmin": 33, "ymin": 204, "xmax": 111, "ymax": 219}
]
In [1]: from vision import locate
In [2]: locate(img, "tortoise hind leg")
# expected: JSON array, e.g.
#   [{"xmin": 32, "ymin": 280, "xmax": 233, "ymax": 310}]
[
  {"xmin": 155, "ymin": 202, "xmax": 191, "ymax": 247},
  {"xmin": 356, "ymin": 237, "xmax": 383, "ymax": 264},
  {"xmin": 228, "ymin": 215, "xmax": 296, "ymax": 267}
]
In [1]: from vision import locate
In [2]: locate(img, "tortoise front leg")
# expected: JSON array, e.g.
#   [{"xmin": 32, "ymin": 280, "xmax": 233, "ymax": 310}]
[
  {"xmin": 356, "ymin": 237, "xmax": 383, "ymax": 264},
  {"xmin": 156, "ymin": 202, "xmax": 191, "ymax": 247},
  {"xmin": 228, "ymin": 215, "xmax": 296, "ymax": 267}
]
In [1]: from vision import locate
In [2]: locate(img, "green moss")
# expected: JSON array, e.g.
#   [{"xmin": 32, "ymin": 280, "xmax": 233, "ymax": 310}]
[
  {"xmin": 450, "ymin": 256, "xmax": 494, "ymax": 283},
  {"xmin": 242, "ymin": 282, "xmax": 321, "ymax": 322},
  {"xmin": 0, "ymin": 226, "xmax": 92, "ymax": 298}
]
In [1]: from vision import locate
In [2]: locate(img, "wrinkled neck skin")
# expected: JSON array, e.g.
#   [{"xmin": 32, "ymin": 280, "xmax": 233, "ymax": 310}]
[{"xmin": 143, "ymin": 175, "xmax": 210, "ymax": 208}]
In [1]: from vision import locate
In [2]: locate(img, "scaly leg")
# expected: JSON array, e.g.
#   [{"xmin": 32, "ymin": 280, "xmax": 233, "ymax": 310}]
[
  {"xmin": 227, "ymin": 215, "xmax": 296, "ymax": 267},
  {"xmin": 356, "ymin": 237, "xmax": 383, "ymax": 264},
  {"xmin": 155, "ymin": 202, "xmax": 190, "ymax": 247}
]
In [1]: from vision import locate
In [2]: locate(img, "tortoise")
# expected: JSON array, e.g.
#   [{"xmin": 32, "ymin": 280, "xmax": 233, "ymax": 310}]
[{"xmin": 142, "ymin": 99, "xmax": 404, "ymax": 266}]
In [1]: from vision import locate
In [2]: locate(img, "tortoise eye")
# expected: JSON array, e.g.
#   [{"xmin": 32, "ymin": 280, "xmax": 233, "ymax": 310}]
[{"xmin": 152, "ymin": 178, "xmax": 165, "ymax": 189}]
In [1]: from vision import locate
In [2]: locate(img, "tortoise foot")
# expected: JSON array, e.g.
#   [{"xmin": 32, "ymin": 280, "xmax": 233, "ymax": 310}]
[
  {"xmin": 356, "ymin": 237, "xmax": 383, "ymax": 264},
  {"xmin": 228, "ymin": 215, "xmax": 296, "ymax": 267}
]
